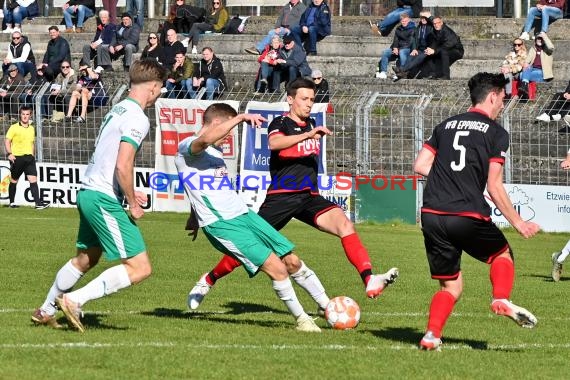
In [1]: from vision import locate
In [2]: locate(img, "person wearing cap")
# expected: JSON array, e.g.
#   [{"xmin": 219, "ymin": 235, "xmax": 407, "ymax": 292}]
[
  {"xmin": 38, "ymin": 26, "xmax": 71, "ymax": 81},
  {"xmin": 105, "ymin": 13, "xmax": 141, "ymax": 72},
  {"xmin": 81, "ymin": 10, "xmax": 117, "ymax": 71},
  {"xmin": 0, "ymin": 64, "xmax": 27, "ymax": 117},
  {"xmin": 311, "ymin": 69, "xmax": 329, "ymax": 103},
  {"xmin": 62, "ymin": 0, "xmax": 96, "ymax": 33},
  {"xmin": 64, "ymin": 62, "xmax": 103, "ymax": 123},
  {"xmin": 2, "ymin": 31, "xmax": 36, "ymax": 81},
  {"xmin": 272, "ymin": 35, "xmax": 311, "ymax": 90}
]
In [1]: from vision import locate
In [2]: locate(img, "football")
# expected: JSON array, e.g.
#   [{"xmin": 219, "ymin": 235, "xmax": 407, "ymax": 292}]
[{"xmin": 324, "ymin": 296, "xmax": 360, "ymax": 330}]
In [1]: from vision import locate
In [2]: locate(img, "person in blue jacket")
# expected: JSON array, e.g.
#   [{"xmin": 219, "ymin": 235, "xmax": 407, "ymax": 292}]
[{"xmin": 290, "ymin": 0, "xmax": 331, "ymax": 55}]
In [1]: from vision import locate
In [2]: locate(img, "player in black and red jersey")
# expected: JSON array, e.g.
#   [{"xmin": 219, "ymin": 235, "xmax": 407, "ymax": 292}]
[
  {"xmin": 414, "ymin": 72, "xmax": 541, "ymax": 351},
  {"xmin": 186, "ymin": 78, "xmax": 399, "ymax": 312}
]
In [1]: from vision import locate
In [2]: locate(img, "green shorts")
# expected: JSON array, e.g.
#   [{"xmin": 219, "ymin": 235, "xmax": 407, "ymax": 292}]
[
  {"xmin": 202, "ymin": 209, "xmax": 294, "ymax": 277},
  {"xmin": 76, "ymin": 189, "xmax": 146, "ymax": 261}
]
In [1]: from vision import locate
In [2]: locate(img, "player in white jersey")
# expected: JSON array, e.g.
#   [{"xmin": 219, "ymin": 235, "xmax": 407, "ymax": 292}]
[
  {"xmin": 32, "ymin": 59, "xmax": 168, "ymax": 332},
  {"xmin": 175, "ymin": 103, "xmax": 325, "ymax": 332}
]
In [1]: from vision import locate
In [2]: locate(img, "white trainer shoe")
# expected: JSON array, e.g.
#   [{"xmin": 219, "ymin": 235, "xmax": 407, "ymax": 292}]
[
  {"xmin": 375, "ymin": 71, "xmax": 387, "ymax": 79},
  {"xmin": 191, "ymin": 46, "xmax": 198, "ymax": 55},
  {"xmin": 419, "ymin": 330, "xmax": 442, "ymax": 351},
  {"xmin": 519, "ymin": 32, "xmax": 530, "ymax": 41},
  {"xmin": 552, "ymin": 114, "xmax": 562, "ymax": 122},
  {"xmin": 536, "ymin": 113, "xmax": 551, "ymax": 123},
  {"xmin": 491, "ymin": 298, "xmax": 537, "ymax": 328},
  {"xmin": 552, "ymin": 251, "xmax": 563, "ymax": 282},
  {"xmin": 296, "ymin": 314, "xmax": 321, "ymax": 332},
  {"xmin": 365, "ymin": 268, "xmax": 399, "ymax": 298},
  {"xmin": 187, "ymin": 273, "xmax": 211, "ymax": 310}
]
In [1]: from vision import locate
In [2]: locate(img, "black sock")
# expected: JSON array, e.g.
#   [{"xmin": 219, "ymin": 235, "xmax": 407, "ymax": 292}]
[
  {"xmin": 29, "ymin": 182, "xmax": 41, "ymax": 205},
  {"xmin": 8, "ymin": 182, "xmax": 16, "ymax": 204}
]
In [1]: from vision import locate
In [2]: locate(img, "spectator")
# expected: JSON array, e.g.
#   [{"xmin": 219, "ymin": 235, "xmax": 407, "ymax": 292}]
[
  {"xmin": 165, "ymin": 0, "xmax": 205, "ymax": 36},
  {"xmin": 536, "ymin": 80, "xmax": 570, "ymax": 123},
  {"xmin": 0, "ymin": 64, "xmax": 27, "ymax": 117},
  {"xmin": 187, "ymin": 46, "xmax": 227, "ymax": 100},
  {"xmin": 105, "ymin": 12, "xmax": 141, "ymax": 71},
  {"xmin": 500, "ymin": 38, "xmax": 527, "ymax": 97},
  {"xmin": 64, "ymin": 62, "xmax": 104, "ymax": 124},
  {"xmin": 161, "ymin": 28, "xmax": 186, "ymax": 70},
  {"xmin": 19, "ymin": 65, "xmax": 47, "ymax": 109},
  {"xmin": 2, "ymin": 31, "xmax": 36, "ymax": 81},
  {"xmin": 376, "ymin": 12, "xmax": 414, "ymax": 79},
  {"xmin": 393, "ymin": 10, "xmax": 434, "ymax": 80},
  {"xmin": 312, "ymin": 69, "xmax": 329, "ymax": 102},
  {"xmin": 422, "ymin": 16, "xmax": 463, "ymax": 80},
  {"xmin": 518, "ymin": 32, "xmax": 554, "ymax": 98},
  {"xmin": 273, "ymin": 34, "xmax": 311, "ymax": 88},
  {"xmin": 126, "ymin": 0, "xmax": 144, "ymax": 30},
  {"xmin": 81, "ymin": 10, "xmax": 116, "ymax": 71},
  {"xmin": 185, "ymin": 0, "xmax": 229, "ymax": 55},
  {"xmin": 141, "ymin": 33, "xmax": 163, "ymax": 63},
  {"xmin": 102, "ymin": 0, "xmax": 117, "ymax": 24},
  {"xmin": 254, "ymin": 35, "xmax": 283, "ymax": 95},
  {"xmin": 291, "ymin": 0, "xmax": 331, "ymax": 55},
  {"xmin": 3, "ymin": 0, "xmax": 35, "ymax": 34},
  {"xmin": 43, "ymin": 60, "xmax": 76, "ymax": 118},
  {"xmin": 62, "ymin": 0, "xmax": 96, "ymax": 33},
  {"xmin": 369, "ymin": 0, "xmax": 422, "ymax": 37},
  {"xmin": 165, "ymin": 51, "xmax": 194, "ymax": 98},
  {"xmin": 244, "ymin": 0, "xmax": 306, "ymax": 56},
  {"xmin": 38, "ymin": 26, "xmax": 71, "ymax": 81},
  {"xmin": 519, "ymin": 0, "xmax": 565, "ymax": 41}
]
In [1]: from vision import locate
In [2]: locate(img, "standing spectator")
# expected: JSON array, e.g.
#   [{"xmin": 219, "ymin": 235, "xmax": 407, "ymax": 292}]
[
  {"xmin": 141, "ymin": 33, "xmax": 163, "ymax": 63},
  {"xmin": 422, "ymin": 16, "xmax": 463, "ymax": 80},
  {"xmin": 81, "ymin": 10, "xmax": 116, "ymax": 71},
  {"xmin": 370, "ymin": 0, "xmax": 422, "ymax": 37},
  {"xmin": 2, "ymin": 31, "xmax": 36, "ymax": 80},
  {"xmin": 254, "ymin": 35, "xmax": 283, "ymax": 94},
  {"xmin": 43, "ymin": 60, "xmax": 76, "ymax": 118},
  {"xmin": 126, "ymin": 0, "xmax": 144, "ymax": 30},
  {"xmin": 3, "ymin": 0, "xmax": 35, "ymax": 34},
  {"xmin": 518, "ymin": 32, "xmax": 554, "ymax": 98},
  {"xmin": 291, "ymin": 0, "xmax": 331, "ymax": 55},
  {"xmin": 165, "ymin": 51, "xmax": 193, "ymax": 98},
  {"xmin": 106, "ymin": 13, "xmax": 141, "ymax": 71},
  {"xmin": 102, "ymin": 0, "xmax": 118, "ymax": 24},
  {"xmin": 62, "ymin": 0, "xmax": 96, "ymax": 33},
  {"xmin": 536, "ymin": 80, "xmax": 570, "ymax": 123},
  {"xmin": 273, "ymin": 35, "xmax": 311, "ymax": 88},
  {"xmin": 393, "ymin": 10, "xmax": 434, "ymax": 80},
  {"xmin": 0, "ymin": 64, "xmax": 27, "ymax": 117},
  {"xmin": 64, "ymin": 62, "xmax": 103, "ymax": 124},
  {"xmin": 413, "ymin": 72, "xmax": 540, "ymax": 351},
  {"xmin": 188, "ymin": 47, "xmax": 226, "ymax": 100},
  {"xmin": 185, "ymin": 0, "xmax": 229, "ymax": 55},
  {"xmin": 38, "ymin": 26, "xmax": 71, "ymax": 81},
  {"xmin": 4, "ymin": 105, "xmax": 50, "ymax": 209},
  {"xmin": 161, "ymin": 28, "xmax": 186, "ymax": 70},
  {"xmin": 244, "ymin": 0, "xmax": 306, "ymax": 56},
  {"xmin": 519, "ymin": 0, "xmax": 565, "ymax": 40},
  {"xmin": 500, "ymin": 38, "xmax": 527, "ymax": 97},
  {"xmin": 376, "ymin": 13, "xmax": 414, "ymax": 79},
  {"xmin": 312, "ymin": 69, "xmax": 329, "ymax": 102}
]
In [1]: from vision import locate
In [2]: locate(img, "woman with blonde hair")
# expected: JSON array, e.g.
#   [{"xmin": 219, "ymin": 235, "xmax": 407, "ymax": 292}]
[{"xmin": 500, "ymin": 38, "xmax": 527, "ymax": 97}]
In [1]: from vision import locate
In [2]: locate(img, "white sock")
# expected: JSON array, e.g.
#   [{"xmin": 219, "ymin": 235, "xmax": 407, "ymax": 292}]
[
  {"xmin": 290, "ymin": 261, "xmax": 329, "ymax": 310},
  {"xmin": 558, "ymin": 242, "xmax": 570, "ymax": 263},
  {"xmin": 68, "ymin": 264, "xmax": 131, "ymax": 307},
  {"xmin": 272, "ymin": 278, "xmax": 305, "ymax": 319},
  {"xmin": 41, "ymin": 259, "xmax": 83, "ymax": 316}
]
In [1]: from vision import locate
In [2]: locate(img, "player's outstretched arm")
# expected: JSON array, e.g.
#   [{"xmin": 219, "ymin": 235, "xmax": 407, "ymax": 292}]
[{"xmin": 268, "ymin": 126, "xmax": 332, "ymax": 151}]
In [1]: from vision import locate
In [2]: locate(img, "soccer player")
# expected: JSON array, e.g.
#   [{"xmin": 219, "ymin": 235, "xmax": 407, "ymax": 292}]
[
  {"xmin": 551, "ymin": 152, "xmax": 570, "ymax": 281},
  {"xmin": 413, "ymin": 72, "xmax": 541, "ymax": 351},
  {"xmin": 4, "ymin": 105, "xmax": 50, "ymax": 209},
  {"xmin": 176, "ymin": 103, "xmax": 322, "ymax": 332},
  {"xmin": 187, "ymin": 78, "xmax": 398, "ymax": 311},
  {"xmin": 31, "ymin": 59, "xmax": 168, "ymax": 332}
]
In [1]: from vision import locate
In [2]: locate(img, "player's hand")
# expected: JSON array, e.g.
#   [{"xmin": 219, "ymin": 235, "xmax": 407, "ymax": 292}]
[
  {"xmin": 185, "ymin": 210, "xmax": 199, "ymax": 241},
  {"xmin": 514, "ymin": 220, "xmax": 540, "ymax": 239},
  {"xmin": 243, "ymin": 113, "xmax": 266, "ymax": 128},
  {"xmin": 129, "ymin": 203, "xmax": 144, "ymax": 220},
  {"xmin": 308, "ymin": 126, "xmax": 332, "ymax": 140},
  {"xmin": 135, "ymin": 191, "xmax": 147, "ymax": 206}
]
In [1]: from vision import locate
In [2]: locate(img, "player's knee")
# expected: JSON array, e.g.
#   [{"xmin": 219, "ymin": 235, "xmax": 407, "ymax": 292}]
[{"xmin": 282, "ymin": 253, "xmax": 301, "ymax": 274}]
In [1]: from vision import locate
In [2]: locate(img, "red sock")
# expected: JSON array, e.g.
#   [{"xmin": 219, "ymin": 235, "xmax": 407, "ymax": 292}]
[
  {"xmin": 341, "ymin": 233, "xmax": 373, "ymax": 284},
  {"xmin": 490, "ymin": 256, "xmax": 514, "ymax": 300},
  {"xmin": 208, "ymin": 255, "xmax": 241, "ymax": 285},
  {"xmin": 426, "ymin": 290, "xmax": 456, "ymax": 338}
]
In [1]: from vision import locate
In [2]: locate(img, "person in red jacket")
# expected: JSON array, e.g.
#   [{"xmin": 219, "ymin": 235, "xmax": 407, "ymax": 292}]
[{"xmin": 254, "ymin": 35, "xmax": 283, "ymax": 94}]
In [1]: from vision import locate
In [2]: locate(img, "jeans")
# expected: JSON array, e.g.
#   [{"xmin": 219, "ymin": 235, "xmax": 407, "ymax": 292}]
[
  {"xmin": 520, "ymin": 67, "xmax": 545, "ymax": 83},
  {"xmin": 378, "ymin": 7, "xmax": 413, "ymax": 34},
  {"xmin": 290, "ymin": 25, "xmax": 323, "ymax": 53},
  {"xmin": 165, "ymin": 80, "xmax": 188, "ymax": 99},
  {"xmin": 400, "ymin": 51, "xmax": 427, "ymax": 73},
  {"xmin": 187, "ymin": 78, "xmax": 222, "ymax": 100},
  {"xmin": 63, "ymin": 5, "xmax": 95, "ymax": 28},
  {"xmin": 258, "ymin": 62, "xmax": 276, "ymax": 91},
  {"xmin": 523, "ymin": 6, "xmax": 563, "ymax": 33},
  {"xmin": 3, "ymin": 5, "xmax": 29, "ymax": 25},
  {"xmin": 256, "ymin": 27, "xmax": 289, "ymax": 53},
  {"xmin": 379, "ymin": 47, "xmax": 410, "ymax": 72},
  {"xmin": 126, "ymin": 0, "xmax": 144, "ymax": 29},
  {"xmin": 2, "ymin": 61, "xmax": 35, "ymax": 80}
]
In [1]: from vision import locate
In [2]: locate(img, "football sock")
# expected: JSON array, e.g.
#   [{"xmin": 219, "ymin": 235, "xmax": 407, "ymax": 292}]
[
  {"xmin": 426, "ymin": 290, "xmax": 456, "ymax": 338},
  {"xmin": 272, "ymin": 278, "xmax": 304, "ymax": 319},
  {"xmin": 41, "ymin": 259, "xmax": 84, "ymax": 316},
  {"xmin": 290, "ymin": 261, "xmax": 330, "ymax": 309},
  {"xmin": 29, "ymin": 182, "xmax": 40, "ymax": 205},
  {"xmin": 490, "ymin": 256, "xmax": 514, "ymax": 300},
  {"xmin": 8, "ymin": 182, "xmax": 16, "ymax": 204},
  {"xmin": 341, "ymin": 233, "xmax": 373, "ymax": 285},
  {"xmin": 207, "ymin": 255, "xmax": 241, "ymax": 285},
  {"xmin": 558, "ymin": 242, "xmax": 570, "ymax": 263},
  {"xmin": 68, "ymin": 264, "xmax": 131, "ymax": 307}
]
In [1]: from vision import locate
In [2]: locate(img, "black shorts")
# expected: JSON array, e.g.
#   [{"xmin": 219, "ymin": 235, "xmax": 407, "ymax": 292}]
[
  {"xmin": 258, "ymin": 192, "xmax": 338, "ymax": 231},
  {"xmin": 421, "ymin": 212, "xmax": 511, "ymax": 280},
  {"xmin": 10, "ymin": 155, "xmax": 37, "ymax": 180}
]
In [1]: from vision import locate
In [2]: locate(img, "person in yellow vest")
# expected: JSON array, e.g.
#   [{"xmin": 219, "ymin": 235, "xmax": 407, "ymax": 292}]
[{"xmin": 4, "ymin": 105, "xmax": 50, "ymax": 209}]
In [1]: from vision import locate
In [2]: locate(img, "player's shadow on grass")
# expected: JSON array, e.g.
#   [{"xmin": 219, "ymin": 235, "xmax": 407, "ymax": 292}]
[
  {"xmin": 57, "ymin": 313, "xmax": 128, "ymax": 331},
  {"xmin": 371, "ymin": 327, "xmax": 489, "ymax": 350},
  {"xmin": 525, "ymin": 273, "xmax": 570, "ymax": 282}
]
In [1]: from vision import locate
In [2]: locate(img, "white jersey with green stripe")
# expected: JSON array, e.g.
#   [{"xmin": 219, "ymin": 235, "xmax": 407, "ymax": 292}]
[
  {"xmin": 82, "ymin": 98, "xmax": 149, "ymax": 201},
  {"xmin": 175, "ymin": 136, "xmax": 248, "ymax": 227}
]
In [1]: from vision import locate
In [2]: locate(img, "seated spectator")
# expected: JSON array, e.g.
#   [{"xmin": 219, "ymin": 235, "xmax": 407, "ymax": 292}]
[
  {"xmin": 105, "ymin": 12, "xmax": 141, "ymax": 71},
  {"xmin": 244, "ymin": 0, "xmax": 306, "ymax": 55},
  {"xmin": 393, "ymin": 10, "xmax": 434, "ymax": 80},
  {"xmin": 185, "ymin": 0, "xmax": 229, "ymax": 55},
  {"xmin": 518, "ymin": 32, "xmax": 554, "ymax": 98},
  {"xmin": 376, "ymin": 13, "xmax": 414, "ymax": 79},
  {"xmin": 254, "ymin": 35, "xmax": 283, "ymax": 95},
  {"xmin": 272, "ymin": 35, "xmax": 311, "ymax": 89},
  {"xmin": 519, "ymin": 0, "xmax": 564, "ymax": 41},
  {"xmin": 312, "ymin": 69, "xmax": 329, "ymax": 103},
  {"xmin": 126, "ymin": 0, "xmax": 144, "ymax": 30},
  {"xmin": 369, "ymin": 0, "xmax": 422, "ymax": 37},
  {"xmin": 536, "ymin": 80, "xmax": 570, "ymax": 123},
  {"xmin": 3, "ymin": 31, "xmax": 36, "ymax": 81},
  {"xmin": 43, "ymin": 60, "xmax": 76, "ymax": 118},
  {"xmin": 64, "ymin": 62, "xmax": 105, "ymax": 123},
  {"xmin": 3, "ymin": 0, "xmax": 36, "ymax": 34},
  {"xmin": 421, "ymin": 16, "xmax": 463, "ymax": 80},
  {"xmin": 164, "ymin": 0, "xmax": 205, "ymax": 36},
  {"xmin": 162, "ymin": 29, "xmax": 186, "ymax": 70},
  {"xmin": 62, "ymin": 0, "xmax": 96, "ymax": 33},
  {"xmin": 81, "ymin": 10, "xmax": 116, "ymax": 71},
  {"xmin": 0, "ymin": 64, "xmax": 27, "ymax": 117},
  {"xmin": 38, "ymin": 26, "xmax": 71, "ymax": 81},
  {"xmin": 290, "ymin": 0, "xmax": 331, "ymax": 55},
  {"xmin": 187, "ymin": 46, "xmax": 227, "ymax": 100},
  {"xmin": 141, "ymin": 33, "xmax": 164, "ymax": 63},
  {"xmin": 500, "ymin": 38, "xmax": 527, "ymax": 97},
  {"xmin": 165, "ymin": 51, "xmax": 194, "ymax": 98},
  {"xmin": 19, "ymin": 65, "xmax": 47, "ymax": 108}
]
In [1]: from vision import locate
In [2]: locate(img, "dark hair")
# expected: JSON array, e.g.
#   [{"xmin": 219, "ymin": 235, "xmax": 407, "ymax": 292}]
[
  {"xmin": 48, "ymin": 25, "xmax": 59, "ymax": 32},
  {"xmin": 20, "ymin": 105, "xmax": 32, "ymax": 113},
  {"xmin": 203, "ymin": 103, "xmax": 237, "ymax": 125},
  {"xmin": 286, "ymin": 77, "xmax": 316, "ymax": 98},
  {"xmin": 468, "ymin": 72, "xmax": 509, "ymax": 106}
]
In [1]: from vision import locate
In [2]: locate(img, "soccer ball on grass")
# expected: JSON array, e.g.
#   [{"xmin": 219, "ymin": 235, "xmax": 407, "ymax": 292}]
[{"xmin": 324, "ymin": 296, "xmax": 360, "ymax": 330}]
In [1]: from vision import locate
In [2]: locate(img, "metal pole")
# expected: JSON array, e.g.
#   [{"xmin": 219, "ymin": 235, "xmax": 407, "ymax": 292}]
[
  {"xmin": 514, "ymin": 0, "xmax": 522, "ymax": 18},
  {"xmin": 339, "ymin": 0, "xmax": 343, "ymax": 16},
  {"xmin": 149, "ymin": 0, "xmax": 154, "ymax": 18}
]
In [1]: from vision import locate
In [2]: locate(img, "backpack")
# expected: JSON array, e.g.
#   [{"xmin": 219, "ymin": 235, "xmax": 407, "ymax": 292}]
[{"xmin": 223, "ymin": 16, "xmax": 246, "ymax": 34}]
